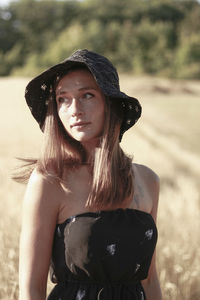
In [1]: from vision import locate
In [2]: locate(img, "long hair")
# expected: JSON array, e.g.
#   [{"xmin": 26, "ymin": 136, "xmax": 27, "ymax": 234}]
[
  {"xmin": 86, "ymin": 97, "xmax": 134, "ymax": 208},
  {"xmin": 13, "ymin": 68, "xmax": 134, "ymax": 208}
]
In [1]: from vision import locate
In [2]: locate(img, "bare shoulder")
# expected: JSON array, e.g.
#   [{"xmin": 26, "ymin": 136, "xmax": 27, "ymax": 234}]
[
  {"xmin": 27, "ymin": 168, "xmax": 62, "ymax": 193},
  {"xmin": 23, "ymin": 168, "xmax": 61, "ymax": 225},
  {"xmin": 133, "ymin": 163, "xmax": 159, "ymax": 186},
  {"xmin": 26, "ymin": 168, "xmax": 60, "ymax": 202},
  {"xmin": 132, "ymin": 163, "xmax": 160, "ymax": 218},
  {"xmin": 19, "ymin": 170, "xmax": 61, "ymax": 292},
  {"xmin": 28, "ymin": 167, "xmax": 57, "ymax": 186}
]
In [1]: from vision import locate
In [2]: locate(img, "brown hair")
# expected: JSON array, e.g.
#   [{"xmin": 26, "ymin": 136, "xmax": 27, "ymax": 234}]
[
  {"xmin": 14, "ymin": 67, "xmax": 134, "ymax": 208},
  {"xmin": 86, "ymin": 97, "xmax": 134, "ymax": 207}
]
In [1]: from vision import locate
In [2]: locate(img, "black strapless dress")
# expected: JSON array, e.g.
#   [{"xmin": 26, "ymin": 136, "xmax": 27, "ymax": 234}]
[{"xmin": 47, "ymin": 208, "xmax": 157, "ymax": 300}]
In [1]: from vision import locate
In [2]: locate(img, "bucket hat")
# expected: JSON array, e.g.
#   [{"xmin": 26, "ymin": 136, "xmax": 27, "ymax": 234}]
[{"xmin": 25, "ymin": 49, "xmax": 142, "ymax": 141}]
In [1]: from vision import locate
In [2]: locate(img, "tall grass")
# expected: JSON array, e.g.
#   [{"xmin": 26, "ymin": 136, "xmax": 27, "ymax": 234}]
[{"xmin": 1, "ymin": 76, "xmax": 199, "ymax": 299}]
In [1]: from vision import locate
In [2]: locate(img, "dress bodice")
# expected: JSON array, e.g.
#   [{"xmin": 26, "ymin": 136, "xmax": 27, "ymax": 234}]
[{"xmin": 47, "ymin": 208, "xmax": 157, "ymax": 300}]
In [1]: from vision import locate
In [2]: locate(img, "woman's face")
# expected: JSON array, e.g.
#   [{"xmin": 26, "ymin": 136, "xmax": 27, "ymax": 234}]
[{"xmin": 55, "ymin": 69, "xmax": 105, "ymax": 145}]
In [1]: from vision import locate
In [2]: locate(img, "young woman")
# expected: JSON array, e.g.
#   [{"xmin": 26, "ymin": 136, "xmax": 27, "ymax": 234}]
[{"xmin": 19, "ymin": 49, "xmax": 162, "ymax": 300}]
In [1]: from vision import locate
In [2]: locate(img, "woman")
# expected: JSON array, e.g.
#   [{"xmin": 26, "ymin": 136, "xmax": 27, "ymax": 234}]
[{"xmin": 19, "ymin": 49, "xmax": 162, "ymax": 300}]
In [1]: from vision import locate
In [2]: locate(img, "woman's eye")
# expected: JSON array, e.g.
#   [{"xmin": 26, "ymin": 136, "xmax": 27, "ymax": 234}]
[
  {"xmin": 57, "ymin": 97, "xmax": 70, "ymax": 104},
  {"xmin": 81, "ymin": 93, "xmax": 94, "ymax": 100}
]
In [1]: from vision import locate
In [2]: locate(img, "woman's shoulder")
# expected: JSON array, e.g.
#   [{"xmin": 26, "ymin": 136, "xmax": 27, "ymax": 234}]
[
  {"xmin": 131, "ymin": 163, "xmax": 160, "ymax": 217},
  {"xmin": 29, "ymin": 167, "xmax": 57, "ymax": 184},
  {"xmin": 132, "ymin": 163, "xmax": 160, "ymax": 210},
  {"xmin": 133, "ymin": 163, "xmax": 159, "ymax": 185},
  {"xmin": 20, "ymin": 170, "xmax": 61, "ymax": 256},
  {"xmin": 25, "ymin": 168, "xmax": 62, "ymax": 207}
]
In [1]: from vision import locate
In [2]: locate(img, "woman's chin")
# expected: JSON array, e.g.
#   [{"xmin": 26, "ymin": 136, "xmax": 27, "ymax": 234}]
[
  {"xmin": 70, "ymin": 133, "xmax": 94, "ymax": 143},
  {"xmin": 70, "ymin": 133, "xmax": 100, "ymax": 146}
]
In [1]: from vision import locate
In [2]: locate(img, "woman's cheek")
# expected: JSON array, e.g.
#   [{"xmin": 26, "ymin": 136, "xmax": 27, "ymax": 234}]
[{"xmin": 58, "ymin": 111, "xmax": 69, "ymax": 128}]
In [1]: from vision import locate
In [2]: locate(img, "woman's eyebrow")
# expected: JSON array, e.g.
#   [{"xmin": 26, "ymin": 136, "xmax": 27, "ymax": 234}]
[
  {"xmin": 56, "ymin": 90, "xmax": 68, "ymax": 96},
  {"xmin": 78, "ymin": 86, "xmax": 98, "ymax": 91},
  {"xmin": 56, "ymin": 86, "xmax": 98, "ymax": 96}
]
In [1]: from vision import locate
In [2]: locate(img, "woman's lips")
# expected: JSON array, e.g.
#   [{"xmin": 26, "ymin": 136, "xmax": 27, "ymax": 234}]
[{"xmin": 71, "ymin": 122, "xmax": 91, "ymax": 129}]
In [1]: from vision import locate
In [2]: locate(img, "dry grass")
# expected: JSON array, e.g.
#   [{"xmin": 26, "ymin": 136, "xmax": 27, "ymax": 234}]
[{"xmin": 1, "ymin": 76, "xmax": 200, "ymax": 300}]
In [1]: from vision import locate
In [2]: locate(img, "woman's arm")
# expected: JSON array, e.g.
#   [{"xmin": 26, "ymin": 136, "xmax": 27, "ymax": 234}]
[
  {"xmin": 19, "ymin": 170, "xmax": 60, "ymax": 300},
  {"xmin": 142, "ymin": 250, "xmax": 162, "ymax": 300},
  {"xmin": 141, "ymin": 168, "xmax": 163, "ymax": 300}
]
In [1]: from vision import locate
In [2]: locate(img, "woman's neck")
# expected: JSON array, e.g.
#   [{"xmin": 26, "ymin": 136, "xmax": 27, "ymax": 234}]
[{"xmin": 81, "ymin": 138, "xmax": 100, "ymax": 161}]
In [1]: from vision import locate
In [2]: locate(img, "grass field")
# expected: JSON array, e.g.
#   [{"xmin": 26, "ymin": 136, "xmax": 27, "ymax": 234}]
[{"xmin": 0, "ymin": 76, "xmax": 200, "ymax": 300}]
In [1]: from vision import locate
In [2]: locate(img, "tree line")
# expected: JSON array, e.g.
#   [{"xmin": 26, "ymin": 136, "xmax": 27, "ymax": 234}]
[{"xmin": 0, "ymin": 0, "xmax": 200, "ymax": 78}]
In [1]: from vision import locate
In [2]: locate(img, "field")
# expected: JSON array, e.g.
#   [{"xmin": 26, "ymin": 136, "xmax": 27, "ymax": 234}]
[{"xmin": 0, "ymin": 76, "xmax": 200, "ymax": 300}]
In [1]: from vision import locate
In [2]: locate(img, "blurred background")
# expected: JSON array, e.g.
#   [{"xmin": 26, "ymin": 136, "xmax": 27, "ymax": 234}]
[
  {"xmin": 0, "ymin": 0, "xmax": 200, "ymax": 299},
  {"xmin": 1, "ymin": 0, "xmax": 200, "ymax": 78}
]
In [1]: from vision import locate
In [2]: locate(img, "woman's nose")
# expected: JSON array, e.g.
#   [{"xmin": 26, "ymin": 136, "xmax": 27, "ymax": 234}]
[{"xmin": 70, "ymin": 98, "xmax": 83, "ymax": 117}]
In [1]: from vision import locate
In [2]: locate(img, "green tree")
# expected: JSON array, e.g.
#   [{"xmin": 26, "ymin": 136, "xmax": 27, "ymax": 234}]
[
  {"xmin": 0, "ymin": 7, "xmax": 22, "ymax": 53},
  {"xmin": 1, "ymin": 0, "xmax": 200, "ymax": 78}
]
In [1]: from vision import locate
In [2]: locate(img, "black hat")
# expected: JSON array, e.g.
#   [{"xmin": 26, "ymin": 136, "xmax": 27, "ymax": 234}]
[{"xmin": 25, "ymin": 49, "xmax": 142, "ymax": 140}]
